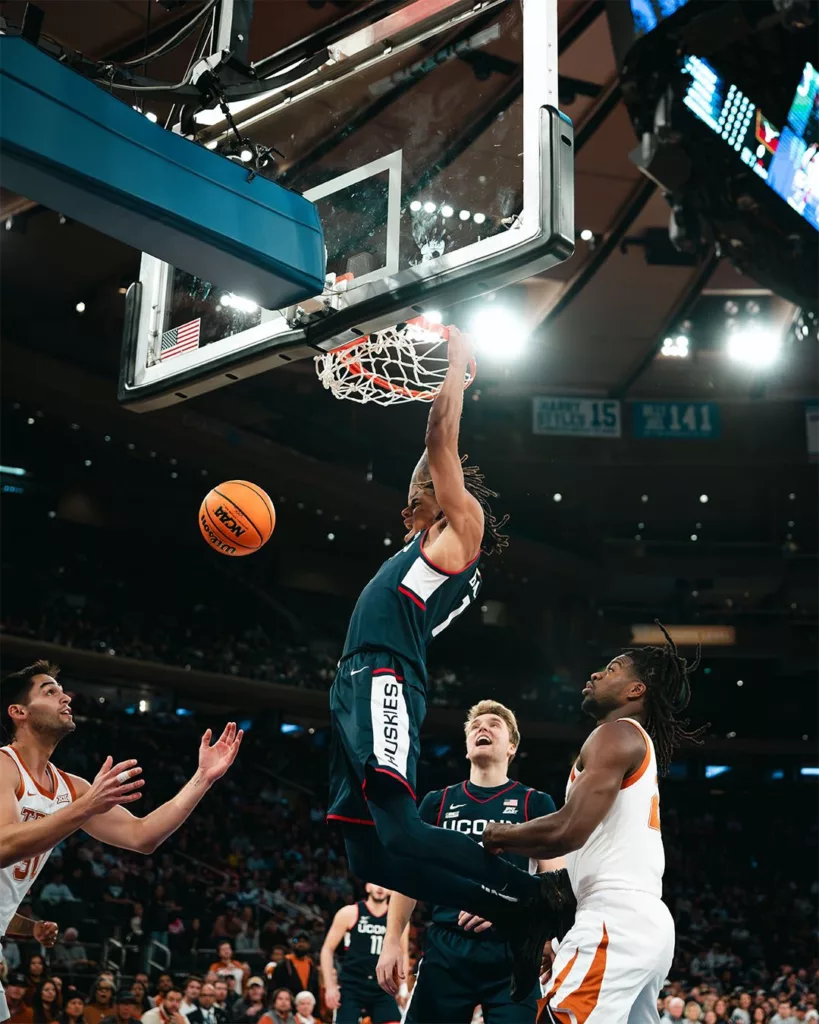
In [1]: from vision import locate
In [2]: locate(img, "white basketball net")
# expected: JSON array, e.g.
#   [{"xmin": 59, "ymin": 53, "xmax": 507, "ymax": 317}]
[{"xmin": 314, "ymin": 317, "xmax": 475, "ymax": 405}]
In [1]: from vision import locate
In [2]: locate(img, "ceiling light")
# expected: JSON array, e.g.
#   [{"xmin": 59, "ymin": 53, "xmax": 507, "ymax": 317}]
[
  {"xmin": 205, "ymin": 139, "xmax": 219, "ymax": 150},
  {"xmin": 580, "ymin": 228, "xmax": 594, "ymax": 241},
  {"xmin": 84, "ymin": 459, "xmax": 92, "ymax": 467},
  {"xmin": 383, "ymin": 537, "xmax": 392, "ymax": 547},
  {"xmin": 144, "ymin": 111, "xmax": 158, "ymax": 123},
  {"xmin": 75, "ymin": 301, "xmax": 86, "ymax": 313},
  {"xmin": 638, "ymin": 522, "xmax": 645, "ymax": 529},
  {"xmin": 239, "ymin": 145, "xmax": 254, "ymax": 163},
  {"xmin": 552, "ymin": 493, "xmax": 562, "ymax": 502},
  {"xmin": 699, "ymin": 494, "xmax": 709, "ymax": 503},
  {"xmin": 327, "ymin": 533, "xmax": 335, "ymax": 541},
  {"xmin": 459, "ymin": 209, "xmax": 471, "ymax": 221},
  {"xmin": 640, "ymin": 494, "xmax": 649, "ymax": 503},
  {"xmin": 736, "ymin": 680, "xmax": 744, "ymax": 687},
  {"xmin": 690, "ymin": 533, "xmax": 698, "ymax": 541},
  {"xmin": 4, "ymin": 218, "xmax": 12, "ymax": 231},
  {"xmin": 473, "ymin": 212, "xmax": 486, "ymax": 224},
  {"xmin": 26, "ymin": 418, "xmax": 34, "ymax": 426},
  {"xmin": 410, "ymin": 200, "xmax": 422, "ymax": 212},
  {"xmin": 788, "ymin": 492, "xmax": 796, "ymax": 500},
  {"xmin": 726, "ymin": 324, "xmax": 782, "ymax": 368},
  {"xmin": 468, "ymin": 306, "xmax": 528, "ymax": 360},
  {"xmin": 660, "ymin": 335, "xmax": 689, "ymax": 358},
  {"xmin": 423, "ymin": 201, "xmax": 437, "ymax": 214},
  {"xmin": 118, "ymin": 286, "xmax": 127, "ymax": 295},
  {"xmin": 441, "ymin": 204, "xmax": 454, "ymax": 217}
]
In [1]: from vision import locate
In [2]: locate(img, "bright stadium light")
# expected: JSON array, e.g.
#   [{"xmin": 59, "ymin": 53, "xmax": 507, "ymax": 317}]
[
  {"xmin": 580, "ymin": 228, "xmax": 594, "ymax": 241},
  {"xmin": 660, "ymin": 335, "xmax": 689, "ymax": 358},
  {"xmin": 726, "ymin": 324, "xmax": 782, "ymax": 368},
  {"xmin": 423, "ymin": 201, "xmax": 437, "ymax": 214},
  {"xmin": 469, "ymin": 306, "xmax": 529, "ymax": 360},
  {"xmin": 441, "ymin": 204, "xmax": 454, "ymax": 217},
  {"xmin": 459, "ymin": 209, "xmax": 471, "ymax": 221},
  {"xmin": 410, "ymin": 200, "xmax": 422, "ymax": 212},
  {"xmin": 473, "ymin": 212, "xmax": 486, "ymax": 224}
]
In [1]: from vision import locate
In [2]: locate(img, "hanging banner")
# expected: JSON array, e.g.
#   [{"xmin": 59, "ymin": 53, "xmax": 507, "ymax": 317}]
[
  {"xmin": 532, "ymin": 397, "xmax": 621, "ymax": 438},
  {"xmin": 633, "ymin": 401, "xmax": 721, "ymax": 439}
]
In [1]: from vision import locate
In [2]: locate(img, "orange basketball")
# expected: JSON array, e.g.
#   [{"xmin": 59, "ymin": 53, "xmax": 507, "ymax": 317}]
[{"xmin": 198, "ymin": 480, "xmax": 276, "ymax": 557}]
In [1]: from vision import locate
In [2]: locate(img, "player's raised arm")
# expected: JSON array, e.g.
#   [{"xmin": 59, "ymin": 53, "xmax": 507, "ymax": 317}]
[
  {"xmin": 0, "ymin": 753, "xmax": 143, "ymax": 869},
  {"xmin": 481, "ymin": 721, "xmax": 646, "ymax": 859},
  {"xmin": 319, "ymin": 904, "xmax": 358, "ymax": 1011},
  {"xmin": 74, "ymin": 723, "xmax": 242, "ymax": 854},
  {"xmin": 420, "ymin": 328, "xmax": 484, "ymax": 569}
]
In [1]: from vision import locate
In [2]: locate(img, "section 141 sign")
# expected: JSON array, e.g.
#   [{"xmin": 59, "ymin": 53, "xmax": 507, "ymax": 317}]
[
  {"xmin": 532, "ymin": 397, "xmax": 621, "ymax": 438},
  {"xmin": 633, "ymin": 401, "xmax": 721, "ymax": 439}
]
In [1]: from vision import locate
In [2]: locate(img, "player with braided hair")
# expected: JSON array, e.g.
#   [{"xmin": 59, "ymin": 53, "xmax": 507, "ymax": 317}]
[
  {"xmin": 479, "ymin": 623, "xmax": 706, "ymax": 1023},
  {"xmin": 328, "ymin": 328, "xmax": 570, "ymax": 1001}
]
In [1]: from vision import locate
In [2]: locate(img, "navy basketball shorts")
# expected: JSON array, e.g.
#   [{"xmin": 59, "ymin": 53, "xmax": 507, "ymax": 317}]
[
  {"xmin": 328, "ymin": 650, "xmax": 426, "ymax": 825},
  {"xmin": 404, "ymin": 925, "xmax": 539, "ymax": 1024},
  {"xmin": 334, "ymin": 980, "xmax": 400, "ymax": 1024}
]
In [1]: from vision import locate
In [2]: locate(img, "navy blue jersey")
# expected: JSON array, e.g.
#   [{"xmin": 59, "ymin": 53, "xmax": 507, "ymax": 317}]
[
  {"xmin": 339, "ymin": 900, "xmax": 388, "ymax": 985},
  {"xmin": 418, "ymin": 780, "xmax": 556, "ymax": 936},
  {"xmin": 341, "ymin": 529, "xmax": 482, "ymax": 685}
]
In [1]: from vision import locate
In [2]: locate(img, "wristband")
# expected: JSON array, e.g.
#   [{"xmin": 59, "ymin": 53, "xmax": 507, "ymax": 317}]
[{"xmin": 399, "ymin": 984, "xmax": 409, "ymax": 998}]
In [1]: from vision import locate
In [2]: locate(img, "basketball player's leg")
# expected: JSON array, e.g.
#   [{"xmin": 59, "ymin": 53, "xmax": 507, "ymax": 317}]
[
  {"xmin": 479, "ymin": 970, "xmax": 538, "ymax": 1024},
  {"xmin": 363, "ymin": 987, "xmax": 402, "ymax": 1024},
  {"xmin": 626, "ymin": 974, "xmax": 667, "ymax": 1024},
  {"xmin": 332, "ymin": 989, "xmax": 365, "ymax": 1024}
]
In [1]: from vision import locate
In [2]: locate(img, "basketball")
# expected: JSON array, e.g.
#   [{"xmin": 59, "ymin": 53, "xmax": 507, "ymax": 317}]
[{"xmin": 198, "ymin": 480, "xmax": 276, "ymax": 557}]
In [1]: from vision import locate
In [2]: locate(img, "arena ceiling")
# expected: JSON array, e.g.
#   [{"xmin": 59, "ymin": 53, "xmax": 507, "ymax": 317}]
[{"xmin": 1, "ymin": 0, "xmax": 817, "ymax": 643}]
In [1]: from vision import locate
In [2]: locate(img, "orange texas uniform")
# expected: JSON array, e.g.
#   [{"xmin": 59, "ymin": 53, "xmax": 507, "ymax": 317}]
[{"xmin": 538, "ymin": 719, "xmax": 674, "ymax": 1024}]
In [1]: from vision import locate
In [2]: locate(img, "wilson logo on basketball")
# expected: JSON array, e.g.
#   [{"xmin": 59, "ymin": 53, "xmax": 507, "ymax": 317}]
[{"xmin": 213, "ymin": 505, "xmax": 247, "ymax": 537}]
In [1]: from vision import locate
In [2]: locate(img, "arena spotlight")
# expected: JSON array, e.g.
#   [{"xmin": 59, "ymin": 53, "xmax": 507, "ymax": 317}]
[
  {"xmin": 552, "ymin": 493, "xmax": 562, "ymax": 502},
  {"xmin": 239, "ymin": 145, "xmax": 254, "ymax": 163},
  {"xmin": 441, "ymin": 205, "xmax": 454, "ymax": 218},
  {"xmin": 410, "ymin": 200, "xmax": 422, "ymax": 212},
  {"xmin": 459, "ymin": 210, "xmax": 471, "ymax": 221},
  {"xmin": 660, "ymin": 335, "xmax": 689, "ymax": 358},
  {"xmin": 580, "ymin": 228, "xmax": 594, "ymax": 241},
  {"xmin": 473, "ymin": 212, "xmax": 487, "ymax": 225},
  {"xmin": 423, "ymin": 201, "xmax": 437, "ymax": 214},
  {"xmin": 468, "ymin": 306, "xmax": 528, "ymax": 360},
  {"xmin": 75, "ymin": 301, "xmax": 86, "ymax": 313},
  {"xmin": 699, "ymin": 494, "xmax": 709, "ymax": 503},
  {"xmin": 144, "ymin": 111, "xmax": 158, "ymax": 123},
  {"xmin": 726, "ymin": 324, "xmax": 782, "ymax": 368}
]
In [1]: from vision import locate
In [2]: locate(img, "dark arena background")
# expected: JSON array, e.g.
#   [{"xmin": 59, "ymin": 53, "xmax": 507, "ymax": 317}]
[{"xmin": 0, "ymin": 2, "xmax": 817, "ymax": 1024}]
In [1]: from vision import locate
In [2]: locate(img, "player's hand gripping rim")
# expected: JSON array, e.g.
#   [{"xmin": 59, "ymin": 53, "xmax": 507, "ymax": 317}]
[{"xmin": 85, "ymin": 757, "xmax": 144, "ymax": 814}]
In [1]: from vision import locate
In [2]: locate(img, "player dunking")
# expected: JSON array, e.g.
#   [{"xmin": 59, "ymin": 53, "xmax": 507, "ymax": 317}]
[
  {"xmin": 327, "ymin": 329, "xmax": 572, "ymax": 994},
  {"xmin": 478, "ymin": 625, "xmax": 705, "ymax": 1024},
  {"xmin": 0, "ymin": 660, "xmax": 242, "ymax": 1024},
  {"xmin": 377, "ymin": 700, "xmax": 565, "ymax": 1024},
  {"xmin": 320, "ymin": 884, "xmax": 407, "ymax": 1024}
]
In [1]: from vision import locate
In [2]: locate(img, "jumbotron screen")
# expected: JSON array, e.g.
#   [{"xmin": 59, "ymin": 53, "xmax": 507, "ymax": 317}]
[
  {"xmin": 683, "ymin": 56, "xmax": 819, "ymax": 231},
  {"xmin": 629, "ymin": 0, "xmax": 691, "ymax": 37}
]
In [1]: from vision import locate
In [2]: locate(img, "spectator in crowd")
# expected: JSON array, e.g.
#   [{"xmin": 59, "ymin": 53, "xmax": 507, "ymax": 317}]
[
  {"xmin": 260, "ymin": 990, "xmax": 294, "ymax": 1024},
  {"xmin": 685, "ymin": 1002, "xmax": 704, "ymax": 1020},
  {"xmin": 234, "ymin": 909, "xmax": 259, "ymax": 954},
  {"xmin": 53, "ymin": 929, "xmax": 95, "ymax": 979},
  {"xmin": 83, "ymin": 980, "xmax": 115, "ymax": 1024},
  {"xmin": 267, "ymin": 935, "xmax": 319, "ymax": 1005},
  {"xmin": 208, "ymin": 942, "xmax": 247, "ymax": 993},
  {"xmin": 231, "ymin": 978, "xmax": 267, "ymax": 1024},
  {"xmin": 292, "ymin": 992, "xmax": 319, "ymax": 1024},
  {"xmin": 771, "ymin": 1003, "xmax": 794, "ymax": 1024},
  {"xmin": 99, "ymin": 992, "xmax": 140, "ymax": 1024},
  {"xmin": 715, "ymin": 997, "xmax": 731, "ymax": 1022},
  {"xmin": 152, "ymin": 977, "xmax": 174, "ymax": 1009},
  {"xmin": 663, "ymin": 997, "xmax": 686, "ymax": 1021},
  {"xmin": 179, "ymin": 979, "xmax": 202, "ymax": 1017},
  {"xmin": 59, "ymin": 994, "xmax": 87, "ymax": 1024},
  {"xmin": 222, "ymin": 978, "xmax": 242, "ymax": 1016},
  {"xmin": 184, "ymin": 984, "xmax": 225, "ymax": 1024},
  {"xmin": 25, "ymin": 955, "xmax": 47, "ymax": 1004},
  {"xmin": 141, "ymin": 988, "xmax": 186, "ymax": 1024},
  {"xmin": 733, "ymin": 993, "xmax": 753, "ymax": 1024},
  {"xmin": 209, "ymin": 983, "xmax": 229, "ymax": 1018},
  {"xmin": 6, "ymin": 972, "xmax": 33, "ymax": 1024},
  {"xmin": 211, "ymin": 911, "xmax": 242, "ymax": 943},
  {"xmin": 32, "ymin": 980, "xmax": 61, "ymax": 1024},
  {"xmin": 129, "ymin": 984, "xmax": 151, "ymax": 1016},
  {"xmin": 39, "ymin": 873, "xmax": 79, "ymax": 908}
]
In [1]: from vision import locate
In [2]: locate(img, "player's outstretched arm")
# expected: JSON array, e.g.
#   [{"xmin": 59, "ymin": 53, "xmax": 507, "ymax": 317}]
[
  {"xmin": 320, "ymin": 904, "xmax": 358, "ymax": 1011},
  {"xmin": 7, "ymin": 912, "xmax": 59, "ymax": 947},
  {"xmin": 481, "ymin": 722, "xmax": 646, "ymax": 859},
  {"xmin": 421, "ymin": 327, "xmax": 484, "ymax": 570},
  {"xmin": 0, "ymin": 754, "xmax": 143, "ymax": 869},
  {"xmin": 76, "ymin": 723, "xmax": 242, "ymax": 854},
  {"xmin": 377, "ymin": 893, "xmax": 415, "ymax": 997}
]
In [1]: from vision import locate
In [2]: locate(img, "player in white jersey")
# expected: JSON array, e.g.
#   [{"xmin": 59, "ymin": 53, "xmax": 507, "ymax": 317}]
[
  {"xmin": 474, "ymin": 624, "xmax": 704, "ymax": 1024},
  {"xmin": 0, "ymin": 659, "xmax": 243, "ymax": 1023}
]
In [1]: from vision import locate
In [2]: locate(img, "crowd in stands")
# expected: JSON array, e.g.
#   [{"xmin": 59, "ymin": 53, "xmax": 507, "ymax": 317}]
[{"xmin": 0, "ymin": 697, "xmax": 815, "ymax": 1023}]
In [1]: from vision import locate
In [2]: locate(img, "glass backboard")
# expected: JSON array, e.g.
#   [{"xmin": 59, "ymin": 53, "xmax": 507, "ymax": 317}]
[{"xmin": 120, "ymin": 0, "xmax": 574, "ymax": 411}]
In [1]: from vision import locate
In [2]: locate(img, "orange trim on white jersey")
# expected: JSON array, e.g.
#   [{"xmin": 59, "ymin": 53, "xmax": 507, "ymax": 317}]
[
  {"xmin": 55, "ymin": 768, "xmax": 77, "ymax": 801},
  {"xmin": 618, "ymin": 719, "xmax": 650, "ymax": 790}
]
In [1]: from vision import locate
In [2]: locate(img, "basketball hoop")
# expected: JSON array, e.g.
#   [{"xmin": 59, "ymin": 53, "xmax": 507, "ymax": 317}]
[{"xmin": 314, "ymin": 317, "xmax": 476, "ymax": 405}]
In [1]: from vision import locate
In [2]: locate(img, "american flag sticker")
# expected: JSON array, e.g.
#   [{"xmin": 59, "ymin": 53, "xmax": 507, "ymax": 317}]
[
  {"xmin": 159, "ymin": 318, "xmax": 200, "ymax": 361},
  {"xmin": 504, "ymin": 799, "xmax": 518, "ymax": 807}
]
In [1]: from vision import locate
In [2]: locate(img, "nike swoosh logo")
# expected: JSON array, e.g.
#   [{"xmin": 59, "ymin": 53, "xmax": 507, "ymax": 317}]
[
  {"xmin": 27, "ymin": 791, "xmax": 37, "ymax": 797},
  {"xmin": 449, "ymin": 803, "xmax": 466, "ymax": 809},
  {"xmin": 351, "ymin": 667, "xmax": 369, "ymax": 675}
]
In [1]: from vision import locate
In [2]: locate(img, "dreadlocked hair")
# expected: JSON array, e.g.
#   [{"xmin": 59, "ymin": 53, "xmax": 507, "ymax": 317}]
[
  {"xmin": 622, "ymin": 620, "xmax": 708, "ymax": 776},
  {"xmin": 422, "ymin": 455, "xmax": 509, "ymax": 556}
]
